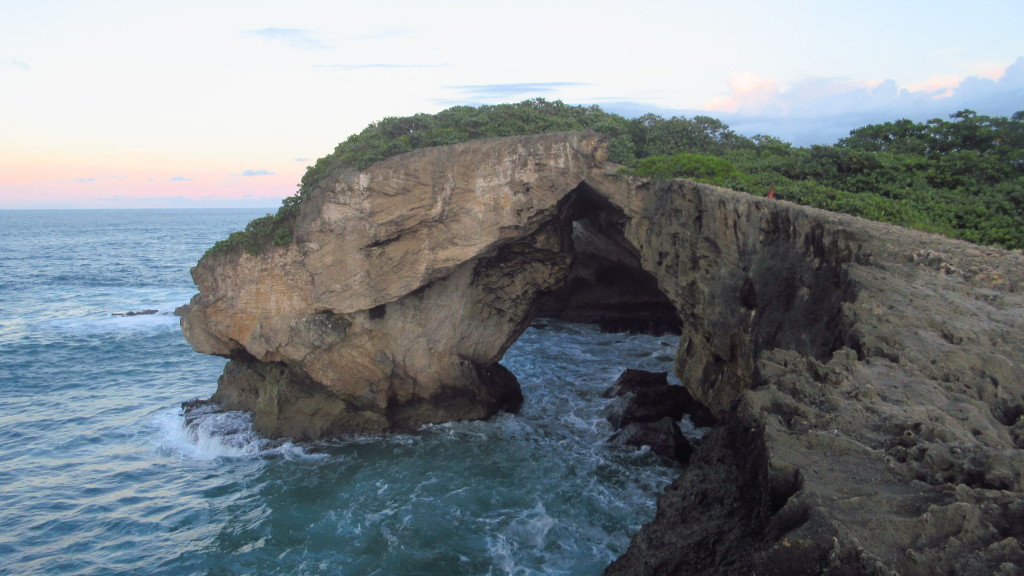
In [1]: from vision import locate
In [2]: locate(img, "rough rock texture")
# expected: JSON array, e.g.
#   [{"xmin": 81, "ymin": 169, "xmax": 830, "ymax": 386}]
[
  {"xmin": 536, "ymin": 214, "xmax": 682, "ymax": 335},
  {"xmin": 609, "ymin": 417, "xmax": 693, "ymax": 463},
  {"xmin": 602, "ymin": 368, "xmax": 671, "ymax": 398},
  {"xmin": 604, "ymin": 177, "xmax": 1024, "ymax": 575},
  {"xmin": 602, "ymin": 369, "xmax": 694, "ymax": 464},
  {"xmin": 601, "ymin": 370, "xmax": 689, "ymax": 428},
  {"xmin": 183, "ymin": 132, "xmax": 1024, "ymax": 574},
  {"xmin": 182, "ymin": 132, "xmax": 611, "ymax": 437}
]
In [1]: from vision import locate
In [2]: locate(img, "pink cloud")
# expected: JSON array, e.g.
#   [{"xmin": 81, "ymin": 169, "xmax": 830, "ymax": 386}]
[
  {"xmin": 704, "ymin": 58, "xmax": 1024, "ymax": 122},
  {"xmin": 705, "ymin": 72, "xmax": 780, "ymax": 114}
]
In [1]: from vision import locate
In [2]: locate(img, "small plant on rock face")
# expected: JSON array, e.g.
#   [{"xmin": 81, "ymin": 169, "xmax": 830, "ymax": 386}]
[{"xmin": 202, "ymin": 199, "xmax": 299, "ymax": 259}]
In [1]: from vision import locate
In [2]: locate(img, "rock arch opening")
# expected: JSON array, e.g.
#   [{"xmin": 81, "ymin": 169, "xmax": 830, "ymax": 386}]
[
  {"xmin": 483, "ymin": 182, "xmax": 700, "ymax": 463},
  {"xmin": 533, "ymin": 183, "xmax": 683, "ymax": 336},
  {"xmin": 182, "ymin": 132, "xmax": 855, "ymax": 440}
]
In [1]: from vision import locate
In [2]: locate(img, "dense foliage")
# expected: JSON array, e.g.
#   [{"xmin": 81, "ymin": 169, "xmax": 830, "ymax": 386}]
[
  {"xmin": 633, "ymin": 109, "xmax": 1024, "ymax": 248},
  {"xmin": 205, "ymin": 100, "xmax": 1024, "ymax": 257}
]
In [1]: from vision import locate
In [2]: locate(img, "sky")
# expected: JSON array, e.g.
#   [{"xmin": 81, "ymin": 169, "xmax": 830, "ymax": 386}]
[{"xmin": 2, "ymin": 0, "xmax": 1023, "ymax": 209}]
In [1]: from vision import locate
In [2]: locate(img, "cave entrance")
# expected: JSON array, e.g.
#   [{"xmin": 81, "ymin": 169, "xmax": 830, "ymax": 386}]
[
  {"xmin": 534, "ymin": 183, "xmax": 682, "ymax": 337},
  {"xmin": 493, "ymin": 183, "xmax": 697, "ymax": 463}
]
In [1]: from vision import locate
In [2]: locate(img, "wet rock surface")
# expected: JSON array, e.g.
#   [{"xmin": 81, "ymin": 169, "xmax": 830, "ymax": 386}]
[
  {"xmin": 601, "ymin": 369, "xmax": 695, "ymax": 464},
  {"xmin": 609, "ymin": 418, "xmax": 692, "ymax": 463},
  {"xmin": 182, "ymin": 132, "xmax": 1024, "ymax": 574}
]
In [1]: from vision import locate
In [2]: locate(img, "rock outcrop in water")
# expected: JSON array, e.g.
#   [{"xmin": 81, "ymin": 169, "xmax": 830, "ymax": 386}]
[{"xmin": 182, "ymin": 132, "xmax": 1024, "ymax": 574}]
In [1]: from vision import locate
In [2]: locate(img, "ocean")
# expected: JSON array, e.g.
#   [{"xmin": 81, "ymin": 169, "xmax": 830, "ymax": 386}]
[{"xmin": 0, "ymin": 209, "xmax": 687, "ymax": 576}]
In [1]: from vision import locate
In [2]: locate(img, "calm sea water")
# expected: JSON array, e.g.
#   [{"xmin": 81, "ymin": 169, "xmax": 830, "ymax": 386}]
[{"xmin": 0, "ymin": 209, "xmax": 685, "ymax": 576}]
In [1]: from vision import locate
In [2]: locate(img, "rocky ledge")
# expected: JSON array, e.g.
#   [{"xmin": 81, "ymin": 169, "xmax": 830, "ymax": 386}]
[{"xmin": 181, "ymin": 132, "xmax": 1024, "ymax": 575}]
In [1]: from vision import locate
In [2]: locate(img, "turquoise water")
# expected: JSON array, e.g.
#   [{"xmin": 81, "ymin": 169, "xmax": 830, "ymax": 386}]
[{"xmin": 0, "ymin": 209, "xmax": 682, "ymax": 575}]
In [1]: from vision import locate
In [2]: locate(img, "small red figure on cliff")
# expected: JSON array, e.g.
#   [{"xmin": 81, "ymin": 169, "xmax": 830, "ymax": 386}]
[{"xmin": 767, "ymin": 185, "xmax": 776, "ymax": 199}]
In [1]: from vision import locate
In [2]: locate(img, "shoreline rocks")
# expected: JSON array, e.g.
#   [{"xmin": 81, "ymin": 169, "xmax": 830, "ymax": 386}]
[
  {"xmin": 602, "ymin": 369, "xmax": 696, "ymax": 464},
  {"xmin": 112, "ymin": 309, "xmax": 157, "ymax": 317}
]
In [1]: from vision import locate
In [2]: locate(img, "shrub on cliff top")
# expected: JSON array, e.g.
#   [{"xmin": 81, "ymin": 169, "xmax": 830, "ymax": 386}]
[
  {"xmin": 203, "ymin": 194, "xmax": 299, "ymax": 258},
  {"xmin": 207, "ymin": 103, "xmax": 1024, "ymax": 259},
  {"xmin": 205, "ymin": 99, "xmax": 750, "ymax": 259}
]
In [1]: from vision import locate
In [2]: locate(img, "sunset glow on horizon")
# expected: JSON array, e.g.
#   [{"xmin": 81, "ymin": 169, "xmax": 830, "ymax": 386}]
[{"xmin": 3, "ymin": 0, "xmax": 1023, "ymax": 209}]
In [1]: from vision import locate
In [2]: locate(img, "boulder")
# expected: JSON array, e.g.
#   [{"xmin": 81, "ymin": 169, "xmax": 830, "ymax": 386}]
[
  {"xmin": 609, "ymin": 417, "xmax": 693, "ymax": 463},
  {"xmin": 112, "ymin": 309, "xmax": 157, "ymax": 317},
  {"xmin": 602, "ymin": 369, "xmax": 714, "ymax": 429},
  {"xmin": 603, "ymin": 385, "xmax": 689, "ymax": 429},
  {"xmin": 601, "ymin": 368, "xmax": 669, "ymax": 398}
]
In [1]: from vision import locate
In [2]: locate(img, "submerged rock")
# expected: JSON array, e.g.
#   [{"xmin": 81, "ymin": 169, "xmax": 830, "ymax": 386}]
[{"xmin": 112, "ymin": 309, "xmax": 157, "ymax": 317}]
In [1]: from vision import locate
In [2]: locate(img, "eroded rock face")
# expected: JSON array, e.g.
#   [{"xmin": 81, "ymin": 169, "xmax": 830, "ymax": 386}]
[
  {"xmin": 182, "ymin": 132, "xmax": 610, "ymax": 437},
  {"xmin": 183, "ymin": 131, "xmax": 1024, "ymax": 574},
  {"xmin": 605, "ymin": 179, "xmax": 1024, "ymax": 575}
]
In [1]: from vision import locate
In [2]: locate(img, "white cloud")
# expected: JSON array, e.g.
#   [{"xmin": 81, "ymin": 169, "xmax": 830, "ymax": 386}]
[
  {"xmin": 435, "ymin": 82, "xmax": 591, "ymax": 105},
  {"xmin": 8, "ymin": 59, "xmax": 30, "ymax": 70},
  {"xmin": 699, "ymin": 57, "xmax": 1024, "ymax": 144},
  {"xmin": 169, "ymin": 176, "xmax": 193, "ymax": 182},
  {"xmin": 316, "ymin": 63, "xmax": 445, "ymax": 71},
  {"xmin": 241, "ymin": 169, "xmax": 274, "ymax": 176},
  {"xmin": 245, "ymin": 27, "xmax": 327, "ymax": 50}
]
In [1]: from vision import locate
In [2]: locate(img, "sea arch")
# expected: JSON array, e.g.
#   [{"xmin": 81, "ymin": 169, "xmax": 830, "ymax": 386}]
[{"xmin": 181, "ymin": 131, "xmax": 853, "ymax": 439}]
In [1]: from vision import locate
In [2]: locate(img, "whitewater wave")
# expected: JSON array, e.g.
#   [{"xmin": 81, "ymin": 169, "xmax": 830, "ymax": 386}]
[{"xmin": 151, "ymin": 405, "xmax": 318, "ymax": 461}]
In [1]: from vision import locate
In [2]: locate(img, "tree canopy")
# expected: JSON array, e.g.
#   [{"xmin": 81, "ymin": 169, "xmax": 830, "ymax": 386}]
[{"xmin": 207, "ymin": 100, "xmax": 1024, "ymax": 257}]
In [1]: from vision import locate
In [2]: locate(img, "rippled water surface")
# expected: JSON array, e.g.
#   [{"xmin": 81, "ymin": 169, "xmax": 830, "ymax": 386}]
[{"xmin": 0, "ymin": 209, "xmax": 683, "ymax": 575}]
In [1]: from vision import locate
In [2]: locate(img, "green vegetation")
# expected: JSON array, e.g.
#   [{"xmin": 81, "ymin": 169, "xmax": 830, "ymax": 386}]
[
  {"xmin": 629, "ymin": 109, "xmax": 1024, "ymax": 248},
  {"xmin": 204, "ymin": 194, "xmax": 300, "ymax": 257},
  {"xmin": 205, "ymin": 100, "xmax": 1024, "ymax": 258}
]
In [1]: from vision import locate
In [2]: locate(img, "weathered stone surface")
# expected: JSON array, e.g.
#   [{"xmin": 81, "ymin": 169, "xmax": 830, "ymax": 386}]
[
  {"xmin": 609, "ymin": 417, "xmax": 693, "ymax": 463},
  {"xmin": 182, "ymin": 132, "xmax": 609, "ymax": 435},
  {"xmin": 604, "ymin": 180, "xmax": 1024, "ymax": 575},
  {"xmin": 602, "ymin": 382, "xmax": 690, "ymax": 429},
  {"xmin": 602, "ymin": 368, "xmax": 670, "ymax": 398},
  {"xmin": 182, "ymin": 131, "xmax": 1024, "ymax": 574}
]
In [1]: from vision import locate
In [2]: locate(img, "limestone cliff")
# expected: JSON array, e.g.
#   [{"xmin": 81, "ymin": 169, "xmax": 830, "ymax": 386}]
[
  {"xmin": 182, "ymin": 132, "xmax": 1024, "ymax": 574},
  {"xmin": 606, "ymin": 176, "xmax": 1024, "ymax": 575},
  {"xmin": 182, "ymin": 133, "xmax": 611, "ymax": 437}
]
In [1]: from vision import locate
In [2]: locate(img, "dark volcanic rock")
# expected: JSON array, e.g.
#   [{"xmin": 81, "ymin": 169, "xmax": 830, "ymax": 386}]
[
  {"xmin": 602, "ymin": 369, "xmax": 669, "ymax": 398},
  {"xmin": 603, "ymin": 386, "xmax": 689, "ymax": 428},
  {"xmin": 113, "ymin": 309, "xmax": 158, "ymax": 317},
  {"xmin": 609, "ymin": 417, "xmax": 693, "ymax": 463},
  {"xmin": 602, "ymin": 369, "xmax": 687, "ymax": 428},
  {"xmin": 603, "ymin": 369, "xmax": 715, "ymax": 429},
  {"xmin": 603, "ymin": 370, "xmax": 694, "ymax": 464}
]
